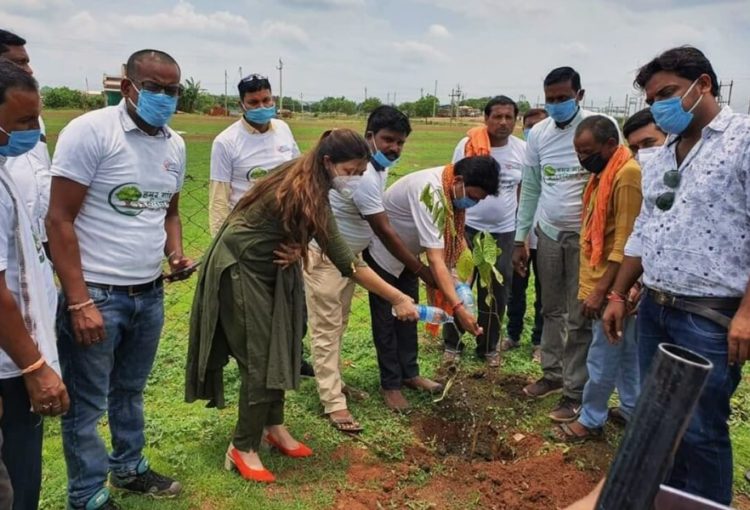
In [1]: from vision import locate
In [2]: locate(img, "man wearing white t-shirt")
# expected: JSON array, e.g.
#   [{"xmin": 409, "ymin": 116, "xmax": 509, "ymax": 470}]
[
  {"xmin": 0, "ymin": 30, "xmax": 51, "ymax": 243},
  {"xmin": 0, "ymin": 60, "xmax": 68, "ymax": 510},
  {"xmin": 305, "ymin": 106, "xmax": 440, "ymax": 419},
  {"xmin": 48, "ymin": 50, "xmax": 193, "ymax": 510},
  {"xmin": 443, "ymin": 96, "xmax": 525, "ymax": 367},
  {"xmin": 366, "ymin": 157, "xmax": 498, "ymax": 409},
  {"xmin": 208, "ymin": 74, "xmax": 299, "ymax": 234},
  {"xmin": 513, "ymin": 67, "xmax": 620, "ymax": 423}
]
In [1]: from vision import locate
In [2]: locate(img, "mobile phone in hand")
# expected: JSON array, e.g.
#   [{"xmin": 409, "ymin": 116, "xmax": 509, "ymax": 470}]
[{"xmin": 163, "ymin": 261, "xmax": 201, "ymax": 282}]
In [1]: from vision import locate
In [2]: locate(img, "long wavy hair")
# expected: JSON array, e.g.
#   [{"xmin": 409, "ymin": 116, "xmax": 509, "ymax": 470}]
[{"xmin": 231, "ymin": 128, "xmax": 370, "ymax": 260}]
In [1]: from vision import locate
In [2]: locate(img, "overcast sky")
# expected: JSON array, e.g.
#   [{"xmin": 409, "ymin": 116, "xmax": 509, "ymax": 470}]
[{"xmin": 3, "ymin": 0, "xmax": 750, "ymax": 110}]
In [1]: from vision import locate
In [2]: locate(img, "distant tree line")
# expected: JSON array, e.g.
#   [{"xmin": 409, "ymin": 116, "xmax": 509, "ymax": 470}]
[{"xmin": 40, "ymin": 79, "xmax": 532, "ymax": 118}]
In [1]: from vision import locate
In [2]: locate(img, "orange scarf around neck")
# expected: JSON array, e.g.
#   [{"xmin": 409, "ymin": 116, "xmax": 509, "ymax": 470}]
[
  {"xmin": 582, "ymin": 144, "xmax": 632, "ymax": 267},
  {"xmin": 465, "ymin": 126, "xmax": 491, "ymax": 157},
  {"xmin": 425, "ymin": 164, "xmax": 468, "ymax": 336}
]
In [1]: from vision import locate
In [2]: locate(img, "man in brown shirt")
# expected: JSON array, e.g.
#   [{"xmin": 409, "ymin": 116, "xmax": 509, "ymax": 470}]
[{"xmin": 557, "ymin": 115, "xmax": 642, "ymax": 440}]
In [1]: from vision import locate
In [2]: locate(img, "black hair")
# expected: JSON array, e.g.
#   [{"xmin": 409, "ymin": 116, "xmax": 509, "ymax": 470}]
[
  {"xmin": 0, "ymin": 30, "xmax": 25, "ymax": 55},
  {"xmin": 623, "ymin": 108, "xmax": 664, "ymax": 139},
  {"xmin": 483, "ymin": 95, "xmax": 518, "ymax": 117},
  {"xmin": 575, "ymin": 115, "xmax": 619, "ymax": 145},
  {"xmin": 544, "ymin": 66, "xmax": 581, "ymax": 91},
  {"xmin": 454, "ymin": 155, "xmax": 500, "ymax": 196},
  {"xmin": 238, "ymin": 74, "xmax": 272, "ymax": 98},
  {"xmin": 523, "ymin": 108, "xmax": 548, "ymax": 122},
  {"xmin": 0, "ymin": 58, "xmax": 37, "ymax": 105},
  {"xmin": 126, "ymin": 49, "xmax": 180, "ymax": 81},
  {"xmin": 634, "ymin": 46, "xmax": 719, "ymax": 97},
  {"xmin": 366, "ymin": 105, "xmax": 411, "ymax": 137}
]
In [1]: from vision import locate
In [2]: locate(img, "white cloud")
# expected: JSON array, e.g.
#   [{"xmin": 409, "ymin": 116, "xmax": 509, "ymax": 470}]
[
  {"xmin": 259, "ymin": 21, "xmax": 309, "ymax": 47},
  {"xmin": 427, "ymin": 24, "xmax": 452, "ymax": 39},
  {"xmin": 121, "ymin": 1, "xmax": 249, "ymax": 35},
  {"xmin": 279, "ymin": 0, "xmax": 365, "ymax": 8},
  {"xmin": 392, "ymin": 41, "xmax": 447, "ymax": 63},
  {"xmin": 561, "ymin": 42, "xmax": 591, "ymax": 58},
  {"xmin": 0, "ymin": 0, "xmax": 71, "ymax": 11}
]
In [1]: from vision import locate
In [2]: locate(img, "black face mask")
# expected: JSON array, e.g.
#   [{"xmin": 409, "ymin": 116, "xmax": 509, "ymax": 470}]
[{"xmin": 580, "ymin": 152, "xmax": 608, "ymax": 174}]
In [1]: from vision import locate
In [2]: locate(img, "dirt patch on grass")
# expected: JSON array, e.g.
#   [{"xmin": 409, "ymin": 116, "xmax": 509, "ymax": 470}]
[{"xmin": 334, "ymin": 370, "xmax": 610, "ymax": 509}]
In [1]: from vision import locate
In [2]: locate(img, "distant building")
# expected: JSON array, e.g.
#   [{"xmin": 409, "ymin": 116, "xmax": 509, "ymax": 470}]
[{"xmin": 103, "ymin": 64, "xmax": 125, "ymax": 106}]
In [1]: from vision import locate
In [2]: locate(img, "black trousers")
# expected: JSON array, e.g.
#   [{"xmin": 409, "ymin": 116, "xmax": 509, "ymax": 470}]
[
  {"xmin": 506, "ymin": 249, "xmax": 543, "ymax": 345},
  {"xmin": 363, "ymin": 249, "xmax": 420, "ymax": 390},
  {"xmin": 443, "ymin": 228, "xmax": 515, "ymax": 357},
  {"xmin": 0, "ymin": 377, "xmax": 43, "ymax": 510}
]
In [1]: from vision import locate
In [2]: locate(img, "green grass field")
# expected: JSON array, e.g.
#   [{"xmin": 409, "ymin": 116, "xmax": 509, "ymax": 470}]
[{"xmin": 36, "ymin": 110, "xmax": 750, "ymax": 509}]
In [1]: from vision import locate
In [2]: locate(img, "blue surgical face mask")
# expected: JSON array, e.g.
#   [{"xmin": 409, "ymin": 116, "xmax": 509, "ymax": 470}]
[
  {"xmin": 372, "ymin": 150, "xmax": 398, "ymax": 169},
  {"xmin": 523, "ymin": 128, "xmax": 531, "ymax": 140},
  {"xmin": 452, "ymin": 182, "xmax": 478, "ymax": 209},
  {"xmin": 545, "ymin": 98, "xmax": 578, "ymax": 124},
  {"xmin": 245, "ymin": 105, "xmax": 277, "ymax": 125},
  {"xmin": 651, "ymin": 79, "xmax": 703, "ymax": 135},
  {"xmin": 129, "ymin": 84, "xmax": 177, "ymax": 128},
  {"xmin": 0, "ymin": 124, "xmax": 41, "ymax": 157}
]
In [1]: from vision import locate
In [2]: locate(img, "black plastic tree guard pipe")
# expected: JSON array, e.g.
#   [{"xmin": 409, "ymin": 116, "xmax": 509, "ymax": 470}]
[{"xmin": 595, "ymin": 343, "xmax": 713, "ymax": 510}]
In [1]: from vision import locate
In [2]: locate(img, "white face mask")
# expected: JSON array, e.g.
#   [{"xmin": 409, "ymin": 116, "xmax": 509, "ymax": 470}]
[
  {"xmin": 636, "ymin": 146, "xmax": 660, "ymax": 166},
  {"xmin": 331, "ymin": 175, "xmax": 362, "ymax": 200}
]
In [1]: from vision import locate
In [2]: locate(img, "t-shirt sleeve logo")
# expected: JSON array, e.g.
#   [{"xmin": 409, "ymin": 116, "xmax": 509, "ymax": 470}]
[
  {"xmin": 108, "ymin": 183, "xmax": 173, "ymax": 216},
  {"xmin": 246, "ymin": 167, "xmax": 269, "ymax": 181}
]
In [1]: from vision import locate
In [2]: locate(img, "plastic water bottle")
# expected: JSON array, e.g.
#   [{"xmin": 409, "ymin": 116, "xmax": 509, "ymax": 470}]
[
  {"xmin": 455, "ymin": 282, "xmax": 477, "ymax": 316},
  {"xmin": 392, "ymin": 304, "xmax": 454, "ymax": 324}
]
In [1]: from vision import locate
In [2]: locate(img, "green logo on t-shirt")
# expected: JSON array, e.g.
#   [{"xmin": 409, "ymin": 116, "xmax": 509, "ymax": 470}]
[
  {"xmin": 247, "ymin": 167, "xmax": 269, "ymax": 181},
  {"xmin": 108, "ymin": 183, "xmax": 173, "ymax": 216},
  {"xmin": 543, "ymin": 165, "xmax": 556, "ymax": 177}
]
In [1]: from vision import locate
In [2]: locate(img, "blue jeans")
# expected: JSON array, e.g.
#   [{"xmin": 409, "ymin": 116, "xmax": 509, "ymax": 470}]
[
  {"xmin": 57, "ymin": 283, "xmax": 164, "ymax": 508},
  {"xmin": 637, "ymin": 292, "xmax": 741, "ymax": 505},
  {"xmin": 578, "ymin": 317, "xmax": 639, "ymax": 429}
]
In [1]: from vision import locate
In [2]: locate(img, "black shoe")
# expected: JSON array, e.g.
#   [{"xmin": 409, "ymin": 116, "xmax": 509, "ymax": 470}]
[
  {"xmin": 549, "ymin": 396, "xmax": 582, "ymax": 423},
  {"xmin": 300, "ymin": 358, "xmax": 315, "ymax": 377},
  {"xmin": 110, "ymin": 460, "xmax": 182, "ymax": 498}
]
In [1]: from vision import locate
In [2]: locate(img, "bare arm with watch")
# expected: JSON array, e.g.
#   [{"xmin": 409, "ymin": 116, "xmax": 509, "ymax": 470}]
[
  {"xmin": 365, "ymin": 211, "xmax": 437, "ymax": 287},
  {"xmin": 426, "ymin": 247, "xmax": 483, "ymax": 336},
  {"xmin": 0, "ymin": 274, "xmax": 69, "ymax": 416}
]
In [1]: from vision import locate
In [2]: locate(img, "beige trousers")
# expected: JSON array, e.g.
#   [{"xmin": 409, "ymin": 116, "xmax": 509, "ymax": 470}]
[{"xmin": 303, "ymin": 246, "xmax": 357, "ymax": 414}]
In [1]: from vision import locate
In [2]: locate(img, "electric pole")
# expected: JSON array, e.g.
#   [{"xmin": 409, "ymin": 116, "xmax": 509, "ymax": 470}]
[
  {"xmin": 300, "ymin": 93, "xmax": 304, "ymax": 113},
  {"xmin": 432, "ymin": 80, "xmax": 438, "ymax": 118},
  {"xmin": 224, "ymin": 69, "xmax": 228, "ymax": 115},
  {"xmin": 276, "ymin": 58, "xmax": 284, "ymax": 112},
  {"xmin": 364, "ymin": 86, "xmax": 368, "ymax": 101},
  {"xmin": 387, "ymin": 92, "xmax": 390, "ymax": 105},
  {"xmin": 449, "ymin": 84, "xmax": 462, "ymax": 120},
  {"xmin": 239, "ymin": 66, "xmax": 243, "ymax": 81}
]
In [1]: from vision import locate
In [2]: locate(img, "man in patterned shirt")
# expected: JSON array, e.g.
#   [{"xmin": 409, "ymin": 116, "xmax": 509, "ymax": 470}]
[{"xmin": 603, "ymin": 46, "xmax": 750, "ymax": 505}]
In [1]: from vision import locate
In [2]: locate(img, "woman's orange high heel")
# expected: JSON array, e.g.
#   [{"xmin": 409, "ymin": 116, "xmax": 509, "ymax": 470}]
[
  {"xmin": 224, "ymin": 446, "xmax": 276, "ymax": 483},
  {"xmin": 264, "ymin": 434, "xmax": 313, "ymax": 458}
]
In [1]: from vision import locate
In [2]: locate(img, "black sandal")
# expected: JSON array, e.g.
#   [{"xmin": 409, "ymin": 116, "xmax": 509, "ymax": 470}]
[{"xmin": 327, "ymin": 412, "xmax": 364, "ymax": 434}]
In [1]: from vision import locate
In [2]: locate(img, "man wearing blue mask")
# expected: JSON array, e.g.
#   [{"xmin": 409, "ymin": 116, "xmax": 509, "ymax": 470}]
[
  {"xmin": 366, "ymin": 156, "xmax": 498, "ymax": 410},
  {"xmin": 0, "ymin": 58, "xmax": 69, "ymax": 510},
  {"xmin": 208, "ymin": 74, "xmax": 299, "ymax": 235},
  {"xmin": 513, "ymin": 67, "xmax": 620, "ymax": 424},
  {"xmin": 47, "ymin": 49, "xmax": 193, "ymax": 510},
  {"xmin": 305, "ymin": 106, "xmax": 441, "ymax": 419},
  {"xmin": 602, "ymin": 46, "xmax": 750, "ymax": 506},
  {"xmin": 0, "ymin": 30, "xmax": 52, "ymax": 249}
]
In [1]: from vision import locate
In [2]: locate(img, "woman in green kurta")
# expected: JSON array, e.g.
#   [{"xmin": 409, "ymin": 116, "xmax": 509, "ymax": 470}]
[{"xmin": 186, "ymin": 129, "xmax": 418, "ymax": 483}]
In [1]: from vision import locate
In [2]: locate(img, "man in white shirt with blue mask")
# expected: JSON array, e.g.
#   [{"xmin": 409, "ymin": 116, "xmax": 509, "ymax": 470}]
[
  {"xmin": 513, "ymin": 66, "xmax": 620, "ymax": 424},
  {"xmin": 0, "ymin": 30, "xmax": 51, "ymax": 245},
  {"xmin": 208, "ymin": 74, "xmax": 299, "ymax": 235}
]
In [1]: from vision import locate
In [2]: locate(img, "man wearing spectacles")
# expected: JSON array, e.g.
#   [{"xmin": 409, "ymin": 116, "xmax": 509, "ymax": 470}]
[
  {"xmin": 208, "ymin": 74, "xmax": 299, "ymax": 235},
  {"xmin": 48, "ymin": 49, "xmax": 192, "ymax": 510},
  {"xmin": 603, "ymin": 46, "xmax": 750, "ymax": 506}
]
